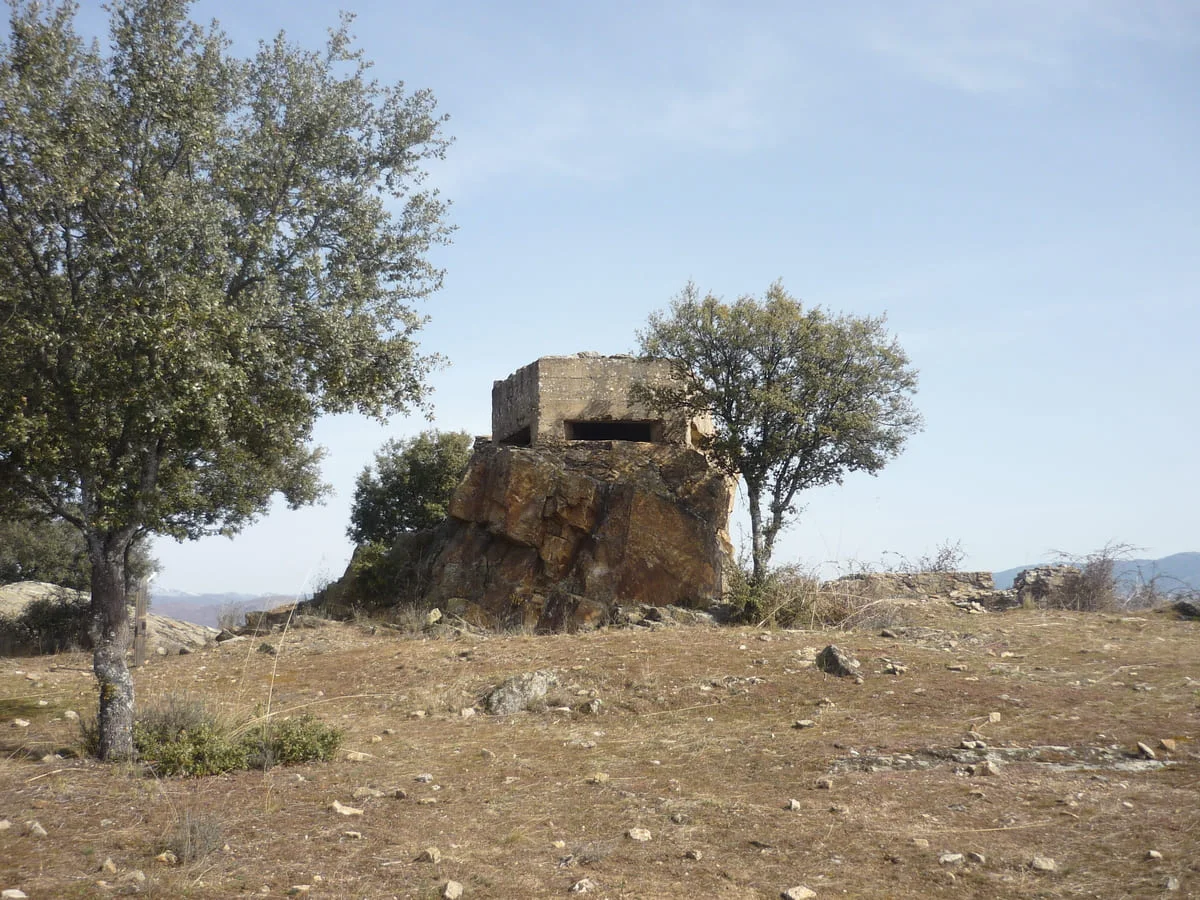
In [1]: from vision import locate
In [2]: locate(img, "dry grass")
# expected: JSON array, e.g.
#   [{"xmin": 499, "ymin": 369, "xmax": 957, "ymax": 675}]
[{"xmin": 1, "ymin": 602, "xmax": 1198, "ymax": 898}]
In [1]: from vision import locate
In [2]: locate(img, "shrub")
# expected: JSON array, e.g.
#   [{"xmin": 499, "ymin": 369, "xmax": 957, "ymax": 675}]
[
  {"xmin": 162, "ymin": 809, "xmax": 225, "ymax": 863},
  {"xmin": 82, "ymin": 694, "xmax": 343, "ymax": 776},
  {"xmin": 0, "ymin": 588, "xmax": 91, "ymax": 655},
  {"xmin": 1049, "ymin": 542, "xmax": 1136, "ymax": 612}
]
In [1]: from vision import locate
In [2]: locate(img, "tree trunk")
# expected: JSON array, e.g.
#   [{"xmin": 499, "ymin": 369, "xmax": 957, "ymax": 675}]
[
  {"xmin": 746, "ymin": 483, "xmax": 766, "ymax": 585},
  {"xmin": 88, "ymin": 534, "xmax": 135, "ymax": 761}
]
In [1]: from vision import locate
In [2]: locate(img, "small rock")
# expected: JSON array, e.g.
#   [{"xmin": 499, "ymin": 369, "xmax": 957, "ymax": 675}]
[
  {"xmin": 684, "ymin": 849, "xmax": 703, "ymax": 860},
  {"xmin": 1030, "ymin": 856, "xmax": 1057, "ymax": 873},
  {"xmin": 1146, "ymin": 850, "xmax": 1163, "ymax": 860},
  {"xmin": 483, "ymin": 670, "xmax": 558, "ymax": 715},
  {"xmin": 627, "ymin": 827, "xmax": 652, "ymax": 842},
  {"xmin": 425, "ymin": 608, "xmax": 443, "ymax": 627},
  {"xmin": 968, "ymin": 852, "xmax": 986, "ymax": 864},
  {"xmin": 1160, "ymin": 738, "xmax": 1177, "ymax": 752},
  {"xmin": 939, "ymin": 852, "xmax": 964, "ymax": 866},
  {"xmin": 11, "ymin": 719, "xmax": 29, "ymax": 728},
  {"xmin": 352, "ymin": 787, "xmax": 384, "ymax": 800},
  {"xmin": 126, "ymin": 870, "xmax": 146, "ymax": 884},
  {"xmin": 972, "ymin": 759, "xmax": 1001, "ymax": 777},
  {"xmin": 670, "ymin": 813, "xmax": 687, "ymax": 824},
  {"xmin": 442, "ymin": 881, "xmax": 463, "ymax": 900},
  {"xmin": 417, "ymin": 847, "xmax": 442, "ymax": 863},
  {"xmin": 344, "ymin": 750, "xmax": 371, "ymax": 762},
  {"xmin": 785, "ymin": 799, "xmax": 802, "ymax": 811},
  {"xmin": 1164, "ymin": 875, "xmax": 1180, "ymax": 891},
  {"xmin": 383, "ymin": 727, "xmax": 397, "ymax": 736},
  {"xmin": 331, "ymin": 800, "xmax": 364, "ymax": 817},
  {"xmin": 370, "ymin": 735, "xmax": 383, "ymax": 743},
  {"xmin": 460, "ymin": 707, "xmax": 475, "ymax": 718},
  {"xmin": 410, "ymin": 710, "xmax": 426, "ymax": 719},
  {"xmin": 1136, "ymin": 742, "xmax": 1157, "ymax": 760},
  {"xmin": 588, "ymin": 772, "xmax": 610, "ymax": 784},
  {"xmin": 911, "ymin": 838, "xmax": 930, "ymax": 849},
  {"xmin": 155, "ymin": 850, "xmax": 178, "ymax": 865},
  {"xmin": 0, "ymin": 820, "xmax": 9, "ymax": 831},
  {"xmin": 988, "ymin": 711, "xmax": 1001, "ymax": 723},
  {"xmin": 415, "ymin": 773, "xmax": 435, "ymax": 783},
  {"xmin": 793, "ymin": 719, "xmax": 816, "ymax": 729},
  {"xmin": 881, "ymin": 628, "xmax": 897, "ymax": 638},
  {"xmin": 100, "ymin": 858, "xmax": 118, "ymax": 874},
  {"xmin": 946, "ymin": 663, "xmax": 968, "ymax": 672},
  {"xmin": 815, "ymin": 777, "xmax": 833, "ymax": 790},
  {"xmin": 570, "ymin": 878, "xmax": 598, "ymax": 894},
  {"xmin": 782, "ymin": 887, "xmax": 817, "ymax": 900},
  {"xmin": 418, "ymin": 798, "xmax": 438, "ymax": 806},
  {"xmin": 27, "ymin": 822, "xmax": 46, "ymax": 838},
  {"xmin": 342, "ymin": 831, "xmax": 363, "ymax": 839},
  {"xmin": 63, "ymin": 710, "xmax": 79, "ymax": 721},
  {"xmin": 815, "ymin": 645, "xmax": 859, "ymax": 677},
  {"xmin": 286, "ymin": 888, "xmax": 311, "ymax": 897},
  {"xmin": 155, "ymin": 646, "xmax": 168, "ymax": 656},
  {"xmin": 35, "ymin": 700, "xmax": 48, "ymax": 707},
  {"xmin": 2, "ymin": 890, "xmax": 29, "ymax": 900}
]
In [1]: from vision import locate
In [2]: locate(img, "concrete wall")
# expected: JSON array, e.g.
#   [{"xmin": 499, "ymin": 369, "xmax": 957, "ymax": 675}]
[{"xmin": 491, "ymin": 354, "xmax": 710, "ymax": 446}]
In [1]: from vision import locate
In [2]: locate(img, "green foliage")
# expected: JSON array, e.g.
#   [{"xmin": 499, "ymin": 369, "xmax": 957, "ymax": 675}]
[
  {"xmin": 83, "ymin": 693, "xmax": 344, "ymax": 776},
  {"xmin": 638, "ymin": 282, "xmax": 922, "ymax": 582},
  {"xmin": 0, "ymin": 0, "xmax": 450, "ymax": 759},
  {"xmin": 0, "ymin": 507, "xmax": 158, "ymax": 590},
  {"xmin": 349, "ymin": 430, "xmax": 473, "ymax": 544},
  {"xmin": 0, "ymin": 586, "xmax": 90, "ymax": 655}
]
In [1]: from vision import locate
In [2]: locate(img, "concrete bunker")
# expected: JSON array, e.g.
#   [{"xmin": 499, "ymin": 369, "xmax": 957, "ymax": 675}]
[{"xmin": 491, "ymin": 354, "xmax": 710, "ymax": 448}]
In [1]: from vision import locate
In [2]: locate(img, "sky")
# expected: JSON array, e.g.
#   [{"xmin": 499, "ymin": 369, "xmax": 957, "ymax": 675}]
[{"xmin": 70, "ymin": 0, "xmax": 1200, "ymax": 595}]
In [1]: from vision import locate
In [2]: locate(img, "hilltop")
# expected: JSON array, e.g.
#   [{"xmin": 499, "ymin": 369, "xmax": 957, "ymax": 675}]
[{"xmin": 1, "ymin": 597, "xmax": 1196, "ymax": 898}]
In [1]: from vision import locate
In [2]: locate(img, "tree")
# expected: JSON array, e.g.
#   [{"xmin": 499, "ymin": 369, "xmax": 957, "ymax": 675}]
[
  {"xmin": 0, "ymin": 505, "xmax": 157, "ymax": 591},
  {"xmin": 349, "ymin": 429, "xmax": 473, "ymax": 545},
  {"xmin": 0, "ymin": 1, "xmax": 451, "ymax": 760},
  {"xmin": 637, "ymin": 282, "xmax": 922, "ymax": 586}
]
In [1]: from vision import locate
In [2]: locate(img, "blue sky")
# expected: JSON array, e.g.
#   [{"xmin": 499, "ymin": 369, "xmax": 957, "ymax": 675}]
[{"xmin": 68, "ymin": 0, "xmax": 1198, "ymax": 594}]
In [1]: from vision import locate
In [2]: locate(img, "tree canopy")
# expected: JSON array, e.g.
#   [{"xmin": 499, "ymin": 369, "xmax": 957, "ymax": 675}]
[
  {"xmin": 349, "ymin": 429, "xmax": 473, "ymax": 545},
  {"xmin": 637, "ymin": 282, "xmax": 922, "ymax": 587},
  {"xmin": 0, "ymin": 0, "xmax": 451, "ymax": 759}
]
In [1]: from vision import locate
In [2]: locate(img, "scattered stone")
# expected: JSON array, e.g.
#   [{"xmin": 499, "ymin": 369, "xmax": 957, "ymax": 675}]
[
  {"xmin": 587, "ymin": 773, "xmax": 609, "ymax": 785},
  {"xmin": 815, "ymin": 777, "xmax": 833, "ymax": 790},
  {"xmin": 881, "ymin": 628, "xmax": 897, "ymax": 638},
  {"xmin": 418, "ymin": 798, "xmax": 438, "ymax": 806},
  {"xmin": 815, "ymin": 645, "xmax": 859, "ymax": 678},
  {"xmin": 11, "ymin": 719, "xmax": 29, "ymax": 728},
  {"xmin": 968, "ymin": 852, "xmax": 986, "ymax": 864},
  {"xmin": 883, "ymin": 661, "xmax": 907, "ymax": 675},
  {"xmin": 627, "ymin": 827, "xmax": 652, "ymax": 842},
  {"xmin": 793, "ymin": 719, "xmax": 816, "ymax": 729},
  {"xmin": 370, "ymin": 735, "xmax": 383, "ymax": 743},
  {"xmin": 344, "ymin": 750, "xmax": 371, "ymax": 762},
  {"xmin": 342, "ymin": 831, "xmax": 363, "ymax": 840},
  {"xmin": 988, "ymin": 712, "xmax": 1001, "ymax": 723},
  {"xmin": 411, "ymin": 710, "xmax": 427, "ymax": 719},
  {"xmin": 670, "ymin": 813, "xmax": 687, "ymax": 824},
  {"xmin": 126, "ymin": 870, "xmax": 146, "ymax": 884},
  {"xmin": 1030, "ymin": 856, "xmax": 1057, "ymax": 873},
  {"xmin": 1160, "ymin": 738, "xmax": 1177, "ymax": 752},
  {"xmin": 155, "ymin": 850, "xmax": 178, "ymax": 865},
  {"xmin": 1164, "ymin": 875, "xmax": 1181, "ymax": 891},
  {"xmin": 442, "ymin": 881, "xmax": 463, "ymax": 900},
  {"xmin": 483, "ymin": 670, "xmax": 558, "ymax": 715},
  {"xmin": 946, "ymin": 663, "xmax": 968, "ymax": 672},
  {"xmin": 1146, "ymin": 850, "xmax": 1163, "ymax": 860},
  {"xmin": 391, "ymin": 789, "xmax": 408, "ymax": 800},
  {"xmin": 570, "ymin": 878, "xmax": 598, "ymax": 893},
  {"xmin": 972, "ymin": 759, "xmax": 1001, "ymax": 777},
  {"xmin": 2, "ymin": 890, "xmax": 29, "ymax": 899},
  {"xmin": 100, "ymin": 858, "xmax": 118, "ymax": 874},
  {"xmin": 911, "ymin": 838, "xmax": 930, "ymax": 849},
  {"xmin": 425, "ymin": 608, "xmax": 443, "ymax": 627},
  {"xmin": 684, "ymin": 849, "xmax": 703, "ymax": 860},
  {"xmin": 782, "ymin": 887, "xmax": 817, "ymax": 900},
  {"xmin": 0, "ymin": 821, "xmax": 9, "ymax": 831},
  {"xmin": 939, "ymin": 852, "xmax": 964, "ymax": 866},
  {"xmin": 63, "ymin": 709, "xmax": 79, "ymax": 721},
  {"xmin": 26, "ymin": 822, "xmax": 46, "ymax": 838},
  {"xmin": 1136, "ymin": 742, "xmax": 1157, "ymax": 760},
  {"xmin": 286, "ymin": 888, "xmax": 311, "ymax": 897},
  {"xmin": 352, "ymin": 787, "xmax": 385, "ymax": 800},
  {"xmin": 460, "ymin": 707, "xmax": 476, "ymax": 718},
  {"xmin": 383, "ymin": 728, "xmax": 397, "ymax": 736},
  {"xmin": 331, "ymin": 800, "xmax": 364, "ymax": 817},
  {"xmin": 785, "ymin": 799, "xmax": 802, "ymax": 811},
  {"xmin": 578, "ymin": 698, "xmax": 603, "ymax": 715},
  {"xmin": 417, "ymin": 847, "xmax": 442, "ymax": 863}
]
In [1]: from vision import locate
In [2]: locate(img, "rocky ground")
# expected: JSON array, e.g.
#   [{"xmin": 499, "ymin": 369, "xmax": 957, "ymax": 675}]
[{"xmin": 0, "ymin": 599, "xmax": 1197, "ymax": 898}]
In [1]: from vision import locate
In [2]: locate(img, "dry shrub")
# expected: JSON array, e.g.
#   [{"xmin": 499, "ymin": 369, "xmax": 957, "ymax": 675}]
[
  {"xmin": 1049, "ymin": 542, "xmax": 1135, "ymax": 612},
  {"xmin": 163, "ymin": 808, "xmax": 224, "ymax": 863},
  {"xmin": 728, "ymin": 563, "xmax": 908, "ymax": 629}
]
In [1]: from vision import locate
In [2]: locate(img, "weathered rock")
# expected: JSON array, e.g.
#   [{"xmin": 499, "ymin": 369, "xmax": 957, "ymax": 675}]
[
  {"xmin": 815, "ymin": 645, "xmax": 859, "ymax": 677},
  {"xmin": 1030, "ymin": 856, "xmax": 1057, "ymax": 873},
  {"xmin": 627, "ymin": 827, "xmax": 652, "ymax": 842},
  {"xmin": 330, "ymin": 800, "xmax": 363, "ymax": 817},
  {"xmin": 830, "ymin": 571, "xmax": 994, "ymax": 600},
  {"xmin": 442, "ymin": 881, "xmax": 463, "ymax": 900},
  {"xmin": 1013, "ymin": 566, "xmax": 1081, "ymax": 608},
  {"xmin": 417, "ymin": 847, "xmax": 442, "ymax": 863},
  {"xmin": 570, "ymin": 878, "xmax": 598, "ymax": 894},
  {"xmin": 2, "ymin": 890, "xmax": 29, "ymax": 899},
  {"xmin": 483, "ymin": 670, "xmax": 558, "ymax": 715},
  {"xmin": 782, "ymin": 887, "xmax": 817, "ymax": 900}
]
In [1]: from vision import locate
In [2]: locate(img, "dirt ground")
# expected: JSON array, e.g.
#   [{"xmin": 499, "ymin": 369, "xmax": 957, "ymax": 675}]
[{"xmin": 1, "ymin": 601, "xmax": 1197, "ymax": 899}]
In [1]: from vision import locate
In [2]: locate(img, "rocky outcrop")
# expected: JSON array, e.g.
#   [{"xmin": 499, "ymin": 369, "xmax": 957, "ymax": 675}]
[
  {"xmin": 829, "ymin": 571, "xmax": 996, "ymax": 600},
  {"xmin": 1012, "ymin": 565, "xmax": 1082, "ymax": 607},
  {"xmin": 426, "ymin": 440, "xmax": 734, "ymax": 629}
]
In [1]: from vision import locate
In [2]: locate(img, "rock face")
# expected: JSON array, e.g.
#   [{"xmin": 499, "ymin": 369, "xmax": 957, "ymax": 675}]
[
  {"xmin": 830, "ymin": 571, "xmax": 995, "ymax": 599},
  {"xmin": 1013, "ymin": 565, "xmax": 1082, "ymax": 607},
  {"xmin": 426, "ymin": 440, "xmax": 734, "ymax": 629}
]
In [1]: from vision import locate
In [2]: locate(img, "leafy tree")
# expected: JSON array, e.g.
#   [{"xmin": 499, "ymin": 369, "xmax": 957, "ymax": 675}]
[
  {"xmin": 0, "ymin": 506, "xmax": 157, "ymax": 590},
  {"xmin": 349, "ymin": 429, "xmax": 473, "ymax": 545},
  {"xmin": 0, "ymin": 1, "xmax": 451, "ymax": 759},
  {"xmin": 637, "ymin": 282, "xmax": 922, "ymax": 587}
]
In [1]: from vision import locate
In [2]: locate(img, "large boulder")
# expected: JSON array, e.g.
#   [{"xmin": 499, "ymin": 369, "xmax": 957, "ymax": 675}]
[{"xmin": 326, "ymin": 440, "xmax": 734, "ymax": 631}]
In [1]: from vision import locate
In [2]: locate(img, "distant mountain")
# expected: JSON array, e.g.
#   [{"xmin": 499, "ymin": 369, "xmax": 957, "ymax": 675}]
[
  {"xmin": 994, "ymin": 552, "xmax": 1200, "ymax": 593},
  {"xmin": 151, "ymin": 589, "xmax": 296, "ymax": 628}
]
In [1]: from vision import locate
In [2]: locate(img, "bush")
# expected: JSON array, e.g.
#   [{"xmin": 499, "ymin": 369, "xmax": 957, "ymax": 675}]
[
  {"xmin": 1049, "ymin": 542, "xmax": 1135, "ymax": 612},
  {"xmin": 82, "ymin": 694, "xmax": 343, "ymax": 776},
  {"xmin": 162, "ymin": 809, "xmax": 224, "ymax": 863},
  {"xmin": 0, "ymin": 588, "xmax": 91, "ymax": 655}
]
